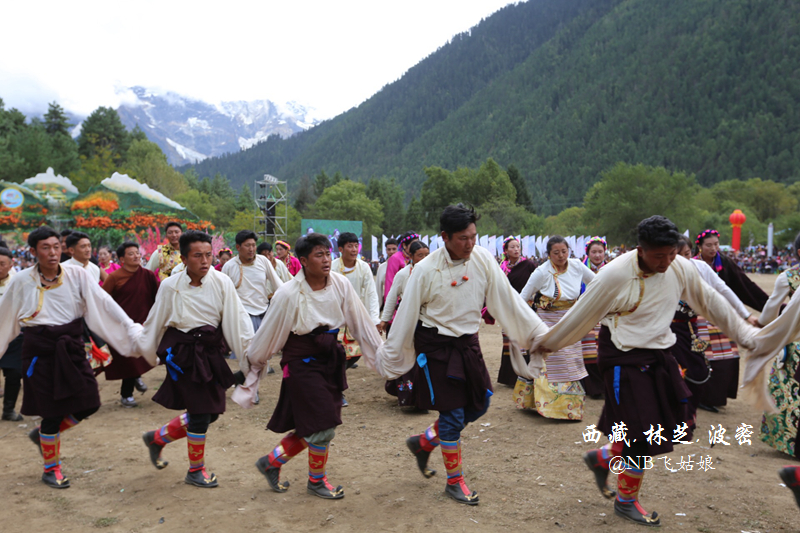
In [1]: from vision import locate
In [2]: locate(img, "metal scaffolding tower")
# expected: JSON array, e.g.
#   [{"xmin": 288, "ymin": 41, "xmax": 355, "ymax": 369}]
[{"xmin": 254, "ymin": 174, "xmax": 288, "ymax": 239}]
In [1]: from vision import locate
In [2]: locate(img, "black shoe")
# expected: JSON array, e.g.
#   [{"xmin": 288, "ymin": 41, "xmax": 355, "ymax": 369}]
[
  {"xmin": 267, "ymin": 366, "xmax": 275, "ymax": 375},
  {"xmin": 255, "ymin": 456, "xmax": 289, "ymax": 493},
  {"xmin": 406, "ymin": 435, "xmax": 436, "ymax": 478},
  {"xmin": 350, "ymin": 363, "xmax": 359, "ymax": 369},
  {"xmin": 445, "ymin": 481, "xmax": 479, "ymax": 505},
  {"xmin": 697, "ymin": 403, "xmax": 719, "ymax": 413},
  {"xmin": 2, "ymin": 410, "xmax": 23, "ymax": 421},
  {"xmin": 142, "ymin": 431, "xmax": 168, "ymax": 469},
  {"xmin": 29, "ymin": 428, "xmax": 42, "ymax": 456},
  {"xmin": 185, "ymin": 468, "xmax": 219, "ymax": 488},
  {"xmin": 307, "ymin": 478, "xmax": 344, "ymax": 499},
  {"xmin": 42, "ymin": 469, "xmax": 70, "ymax": 489},
  {"xmin": 134, "ymin": 378, "xmax": 148, "ymax": 393},
  {"xmin": 614, "ymin": 499, "xmax": 660, "ymax": 527},
  {"xmin": 779, "ymin": 467, "xmax": 800, "ymax": 509},
  {"xmin": 583, "ymin": 450, "xmax": 615, "ymax": 499}
]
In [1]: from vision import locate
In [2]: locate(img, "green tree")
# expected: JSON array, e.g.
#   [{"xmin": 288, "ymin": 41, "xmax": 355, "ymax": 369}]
[
  {"xmin": 507, "ymin": 164, "xmax": 533, "ymax": 211},
  {"xmin": 544, "ymin": 206, "xmax": 587, "ymax": 235},
  {"xmin": 478, "ymin": 199, "xmax": 545, "ymax": 236},
  {"xmin": 583, "ymin": 163, "xmax": 702, "ymax": 244},
  {"xmin": 78, "ymin": 107, "xmax": 130, "ymax": 162},
  {"xmin": 236, "ymin": 184, "xmax": 255, "ymax": 212},
  {"xmin": 366, "ymin": 177, "xmax": 406, "ymax": 235},
  {"xmin": 463, "ymin": 158, "xmax": 516, "ymax": 207},
  {"xmin": 125, "ymin": 139, "xmax": 188, "ymax": 198},
  {"xmin": 71, "ymin": 141, "xmax": 120, "ymax": 191},
  {"xmin": 313, "ymin": 170, "xmax": 330, "ymax": 197},
  {"xmin": 43, "ymin": 102, "xmax": 72, "ymax": 136},
  {"xmin": 420, "ymin": 166, "xmax": 465, "ymax": 226},
  {"xmin": 313, "ymin": 180, "xmax": 383, "ymax": 236},
  {"xmin": 404, "ymin": 195, "xmax": 425, "ymax": 230},
  {"xmin": 293, "ymin": 175, "xmax": 316, "ymax": 213},
  {"xmin": 175, "ymin": 189, "xmax": 218, "ymax": 221}
]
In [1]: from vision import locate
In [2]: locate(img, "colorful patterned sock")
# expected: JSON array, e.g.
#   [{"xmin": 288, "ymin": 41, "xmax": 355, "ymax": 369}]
[
  {"xmin": 617, "ymin": 463, "xmax": 645, "ymax": 504},
  {"xmin": 153, "ymin": 413, "xmax": 189, "ymax": 446},
  {"xmin": 187, "ymin": 431, "xmax": 206, "ymax": 472},
  {"xmin": 596, "ymin": 441, "xmax": 624, "ymax": 469},
  {"xmin": 308, "ymin": 441, "xmax": 338, "ymax": 490},
  {"xmin": 40, "ymin": 433, "xmax": 61, "ymax": 472},
  {"xmin": 59, "ymin": 415, "xmax": 80, "ymax": 433},
  {"xmin": 418, "ymin": 420, "xmax": 440, "ymax": 452},
  {"xmin": 440, "ymin": 439, "xmax": 462, "ymax": 485},
  {"xmin": 267, "ymin": 432, "xmax": 308, "ymax": 468}
]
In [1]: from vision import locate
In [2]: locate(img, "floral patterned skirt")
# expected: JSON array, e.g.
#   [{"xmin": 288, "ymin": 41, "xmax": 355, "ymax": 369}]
[{"xmin": 760, "ymin": 343, "xmax": 800, "ymax": 457}]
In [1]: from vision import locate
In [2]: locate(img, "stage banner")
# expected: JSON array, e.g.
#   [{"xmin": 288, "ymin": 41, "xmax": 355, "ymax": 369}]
[{"xmin": 301, "ymin": 219, "xmax": 364, "ymax": 258}]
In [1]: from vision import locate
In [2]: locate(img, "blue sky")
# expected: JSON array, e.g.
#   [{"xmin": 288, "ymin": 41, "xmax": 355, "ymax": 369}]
[{"xmin": 0, "ymin": 0, "xmax": 517, "ymax": 119}]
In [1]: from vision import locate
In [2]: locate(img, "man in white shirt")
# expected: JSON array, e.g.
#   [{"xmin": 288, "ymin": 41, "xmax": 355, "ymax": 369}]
[
  {"xmin": 377, "ymin": 204, "xmax": 548, "ymax": 506},
  {"xmin": 223, "ymin": 230, "xmax": 283, "ymax": 376},
  {"xmin": 375, "ymin": 238, "xmax": 398, "ymax": 312},
  {"xmin": 0, "ymin": 226, "xmax": 142, "ymax": 489},
  {"xmin": 233, "ymin": 233, "xmax": 383, "ymax": 500},
  {"xmin": 140, "ymin": 231, "xmax": 253, "ymax": 489},
  {"xmin": 0, "ymin": 247, "xmax": 22, "ymax": 421},
  {"xmin": 331, "ymin": 233, "xmax": 380, "ymax": 377},
  {"xmin": 534, "ymin": 216, "xmax": 758, "ymax": 527},
  {"xmin": 61, "ymin": 231, "xmax": 106, "ymax": 283},
  {"xmin": 258, "ymin": 242, "xmax": 293, "ymax": 284}
]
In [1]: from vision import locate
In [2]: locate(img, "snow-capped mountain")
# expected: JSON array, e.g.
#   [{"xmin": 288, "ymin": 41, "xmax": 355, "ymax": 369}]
[{"xmin": 116, "ymin": 87, "xmax": 320, "ymax": 166}]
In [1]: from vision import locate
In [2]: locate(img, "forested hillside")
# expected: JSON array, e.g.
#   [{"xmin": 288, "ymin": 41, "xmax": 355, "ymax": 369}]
[{"xmin": 187, "ymin": 0, "xmax": 800, "ymax": 215}]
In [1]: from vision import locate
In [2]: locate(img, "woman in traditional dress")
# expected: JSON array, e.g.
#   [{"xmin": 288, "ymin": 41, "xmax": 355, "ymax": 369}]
[
  {"xmin": 694, "ymin": 229, "xmax": 765, "ymax": 412},
  {"xmin": 496, "ymin": 237, "xmax": 537, "ymax": 386},
  {"xmin": 97, "ymin": 245, "xmax": 120, "ymax": 282},
  {"xmin": 275, "ymin": 240, "xmax": 302, "ymax": 276},
  {"xmin": 758, "ymin": 231, "xmax": 800, "ymax": 457},
  {"xmin": 381, "ymin": 240, "xmax": 430, "ymax": 408},
  {"xmin": 215, "ymin": 248, "xmax": 233, "ymax": 271},
  {"xmin": 519, "ymin": 236, "xmax": 595, "ymax": 420},
  {"xmin": 672, "ymin": 236, "xmax": 753, "ymax": 429},
  {"xmin": 579, "ymin": 237, "xmax": 607, "ymax": 398}
]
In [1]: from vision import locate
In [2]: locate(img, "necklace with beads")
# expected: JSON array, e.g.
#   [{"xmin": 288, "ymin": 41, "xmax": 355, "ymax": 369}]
[
  {"xmin": 446, "ymin": 258, "xmax": 470, "ymax": 287},
  {"xmin": 39, "ymin": 268, "xmax": 58, "ymax": 283}
]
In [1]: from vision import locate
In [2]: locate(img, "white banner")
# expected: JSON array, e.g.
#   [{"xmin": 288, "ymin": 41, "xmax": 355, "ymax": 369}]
[{"xmin": 371, "ymin": 236, "xmax": 378, "ymax": 261}]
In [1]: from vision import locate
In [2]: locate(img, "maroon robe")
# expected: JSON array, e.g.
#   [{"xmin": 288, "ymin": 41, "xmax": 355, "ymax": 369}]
[{"xmin": 103, "ymin": 266, "xmax": 159, "ymax": 380}]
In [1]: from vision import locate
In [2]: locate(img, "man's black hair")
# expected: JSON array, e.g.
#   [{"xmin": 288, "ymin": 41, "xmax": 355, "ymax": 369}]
[
  {"xmin": 0, "ymin": 247, "xmax": 12, "ymax": 260},
  {"xmin": 337, "ymin": 232, "xmax": 359, "ymax": 249},
  {"xmin": 546, "ymin": 235, "xmax": 568, "ymax": 255},
  {"xmin": 440, "ymin": 203, "xmax": 480, "ymax": 237},
  {"xmin": 295, "ymin": 233, "xmax": 331, "ymax": 260},
  {"xmin": 179, "ymin": 230, "xmax": 212, "ymax": 257},
  {"xmin": 385, "ymin": 238, "xmax": 398, "ymax": 247},
  {"xmin": 65, "ymin": 231, "xmax": 90, "ymax": 249},
  {"xmin": 28, "ymin": 226, "xmax": 61, "ymax": 249},
  {"xmin": 257, "ymin": 242, "xmax": 272, "ymax": 254},
  {"xmin": 0, "ymin": 239, "xmax": 8, "ymax": 249},
  {"xmin": 637, "ymin": 216, "xmax": 681, "ymax": 249},
  {"xmin": 235, "ymin": 230, "xmax": 258, "ymax": 246},
  {"xmin": 117, "ymin": 241, "xmax": 140, "ymax": 259},
  {"xmin": 60, "ymin": 229, "xmax": 73, "ymax": 238},
  {"xmin": 165, "ymin": 221, "xmax": 183, "ymax": 233}
]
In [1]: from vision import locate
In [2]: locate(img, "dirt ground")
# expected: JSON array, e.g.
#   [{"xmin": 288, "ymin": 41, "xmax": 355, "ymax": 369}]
[{"xmin": 1, "ymin": 273, "xmax": 798, "ymax": 532}]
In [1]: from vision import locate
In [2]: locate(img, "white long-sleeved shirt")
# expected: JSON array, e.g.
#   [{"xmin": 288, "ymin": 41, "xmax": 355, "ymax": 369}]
[
  {"xmin": 331, "ymin": 257, "xmax": 380, "ymax": 324},
  {"xmin": 757, "ymin": 268, "xmax": 797, "ymax": 326},
  {"xmin": 376, "ymin": 245, "xmax": 549, "ymax": 380},
  {"xmin": 530, "ymin": 252, "xmax": 758, "ymax": 361},
  {"xmin": 232, "ymin": 269, "xmax": 383, "ymax": 408},
  {"xmin": 0, "ymin": 265, "xmax": 142, "ymax": 358},
  {"xmin": 0, "ymin": 270, "xmax": 14, "ymax": 297},
  {"xmin": 690, "ymin": 258, "xmax": 750, "ymax": 319},
  {"xmin": 221, "ymin": 255, "xmax": 283, "ymax": 316},
  {"xmin": 62, "ymin": 257, "xmax": 101, "ymax": 282},
  {"xmin": 136, "ymin": 266, "xmax": 254, "ymax": 367},
  {"xmin": 381, "ymin": 264, "xmax": 411, "ymax": 322},
  {"xmin": 376, "ymin": 261, "xmax": 388, "ymax": 308},
  {"xmin": 520, "ymin": 258, "xmax": 595, "ymax": 304},
  {"xmin": 273, "ymin": 257, "xmax": 293, "ymax": 283}
]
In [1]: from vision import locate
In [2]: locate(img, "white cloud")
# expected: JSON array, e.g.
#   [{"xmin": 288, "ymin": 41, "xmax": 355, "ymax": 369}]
[{"xmin": 0, "ymin": 0, "xmax": 516, "ymax": 119}]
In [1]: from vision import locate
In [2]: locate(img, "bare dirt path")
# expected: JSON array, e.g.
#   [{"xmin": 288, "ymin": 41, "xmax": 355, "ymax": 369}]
[{"xmin": 0, "ymin": 273, "xmax": 797, "ymax": 532}]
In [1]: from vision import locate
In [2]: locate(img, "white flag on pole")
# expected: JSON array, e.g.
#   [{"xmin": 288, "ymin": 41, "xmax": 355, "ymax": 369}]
[{"xmin": 371, "ymin": 236, "xmax": 378, "ymax": 261}]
